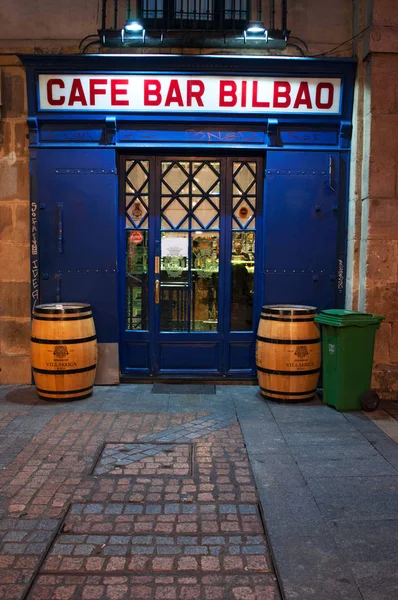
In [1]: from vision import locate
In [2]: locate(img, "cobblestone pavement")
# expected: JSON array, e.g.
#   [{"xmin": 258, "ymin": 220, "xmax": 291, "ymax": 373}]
[
  {"xmin": 0, "ymin": 385, "xmax": 279, "ymax": 600},
  {"xmin": 2, "ymin": 385, "xmax": 398, "ymax": 600}
]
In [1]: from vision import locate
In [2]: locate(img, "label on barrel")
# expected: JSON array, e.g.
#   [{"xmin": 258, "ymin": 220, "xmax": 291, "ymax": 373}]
[
  {"xmin": 46, "ymin": 345, "xmax": 77, "ymax": 368},
  {"xmin": 285, "ymin": 344, "xmax": 318, "ymax": 369},
  {"xmin": 53, "ymin": 345, "xmax": 68, "ymax": 359},
  {"xmin": 295, "ymin": 346, "xmax": 309, "ymax": 359}
]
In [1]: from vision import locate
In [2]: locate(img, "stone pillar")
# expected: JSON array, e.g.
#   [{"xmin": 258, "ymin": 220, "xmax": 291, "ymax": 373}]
[
  {"xmin": 0, "ymin": 58, "xmax": 31, "ymax": 383},
  {"xmin": 349, "ymin": 0, "xmax": 398, "ymax": 399}
]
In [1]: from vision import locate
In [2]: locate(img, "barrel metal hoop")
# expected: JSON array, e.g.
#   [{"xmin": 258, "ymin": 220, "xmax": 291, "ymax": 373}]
[
  {"xmin": 35, "ymin": 385, "xmax": 93, "ymax": 395},
  {"xmin": 31, "ymin": 335, "xmax": 97, "ymax": 345},
  {"xmin": 256, "ymin": 366, "xmax": 321, "ymax": 376},
  {"xmin": 38, "ymin": 392, "xmax": 93, "ymax": 401},
  {"xmin": 32, "ymin": 364, "xmax": 96, "ymax": 375},
  {"xmin": 261, "ymin": 306, "xmax": 317, "ymax": 316},
  {"xmin": 259, "ymin": 386, "xmax": 317, "ymax": 396},
  {"xmin": 256, "ymin": 335, "xmax": 321, "ymax": 345},
  {"xmin": 32, "ymin": 314, "xmax": 93, "ymax": 321},
  {"xmin": 260, "ymin": 315, "xmax": 316, "ymax": 322},
  {"xmin": 34, "ymin": 305, "xmax": 91, "ymax": 315}
]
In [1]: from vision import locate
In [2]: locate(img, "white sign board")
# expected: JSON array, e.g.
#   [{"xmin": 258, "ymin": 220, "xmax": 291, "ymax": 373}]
[
  {"xmin": 161, "ymin": 237, "xmax": 189, "ymax": 258},
  {"xmin": 38, "ymin": 74, "xmax": 342, "ymax": 114}
]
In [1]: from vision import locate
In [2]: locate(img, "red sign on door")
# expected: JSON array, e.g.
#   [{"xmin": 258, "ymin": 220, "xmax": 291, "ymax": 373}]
[{"xmin": 129, "ymin": 231, "xmax": 144, "ymax": 244}]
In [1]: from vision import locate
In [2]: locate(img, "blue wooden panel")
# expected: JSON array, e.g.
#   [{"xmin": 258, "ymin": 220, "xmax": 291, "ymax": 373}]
[
  {"xmin": 40, "ymin": 273, "xmax": 118, "ymax": 342},
  {"xmin": 159, "ymin": 343, "xmax": 220, "ymax": 371},
  {"xmin": 228, "ymin": 342, "xmax": 254, "ymax": 371},
  {"xmin": 40, "ymin": 124, "xmax": 103, "ymax": 143},
  {"xmin": 126, "ymin": 342, "xmax": 150, "ymax": 370},
  {"xmin": 263, "ymin": 273, "xmax": 337, "ymax": 312},
  {"xmin": 264, "ymin": 151, "xmax": 340, "ymax": 309},
  {"xmin": 279, "ymin": 130, "xmax": 338, "ymax": 146},
  {"xmin": 119, "ymin": 130, "xmax": 265, "ymax": 144},
  {"xmin": 36, "ymin": 148, "xmax": 119, "ymax": 343}
]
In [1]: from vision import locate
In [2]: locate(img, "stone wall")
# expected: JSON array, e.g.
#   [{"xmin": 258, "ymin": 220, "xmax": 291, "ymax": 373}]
[
  {"xmin": 345, "ymin": 0, "xmax": 398, "ymax": 400},
  {"xmin": 0, "ymin": 58, "xmax": 31, "ymax": 383},
  {"xmin": 365, "ymin": 49, "xmax": 398, "ymax": 398}
]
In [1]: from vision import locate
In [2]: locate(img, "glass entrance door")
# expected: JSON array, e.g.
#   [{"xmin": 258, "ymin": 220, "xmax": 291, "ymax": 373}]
[{"xmin": 120, "ymin": 155, "xmax": 263, "ymax": 377}]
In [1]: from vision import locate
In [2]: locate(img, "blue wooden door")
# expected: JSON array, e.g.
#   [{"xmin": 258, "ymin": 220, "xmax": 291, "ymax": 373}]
[
  {"xmin": 264, "ymin": 151, "xmax": 344, "ymax": 310},
  {"xmin": 120, "ymin": 155, "xmax": 263, "ymax": 377},
  {"xmin": 35, "ymin": 148, "xmax": 119, "ymax": 343}
]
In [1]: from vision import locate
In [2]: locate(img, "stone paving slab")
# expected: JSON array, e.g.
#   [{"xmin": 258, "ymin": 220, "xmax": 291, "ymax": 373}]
[
  {"xmin": 27, "ymin": 573, "xmax": 281, "ymax": 599},
  {"xmin": 306, "ymin": 475, "xmax": 398, "ymax": 521},
  {"xmin": 269, "ymin": 534, "xmax": 363, "ymax": 600},
  {"xmin": 288, "ymin": 443, "xmax": 398, "ymax": 479},
  {"xmin": 266, "ymin": 403, "xmax": 348, "ymax": 424},
  {"xmin": 152, "ymin": 384, "xmax": 216, "ymax": 395}
]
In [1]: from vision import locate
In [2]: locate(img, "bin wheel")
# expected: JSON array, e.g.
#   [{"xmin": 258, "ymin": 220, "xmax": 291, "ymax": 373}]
[{"xmin": 360, "ymin": 391, "xmax": 380, "ymax": 412}]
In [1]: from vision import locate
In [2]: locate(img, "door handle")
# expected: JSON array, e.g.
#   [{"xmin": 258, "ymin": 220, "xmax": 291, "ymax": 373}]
[{"xmin": 155, "ymin": 279, "xmax": 160, "ymax": 304}]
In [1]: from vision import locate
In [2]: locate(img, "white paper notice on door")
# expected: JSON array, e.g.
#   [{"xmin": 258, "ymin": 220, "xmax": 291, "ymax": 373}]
[{"xmin": 161, "ymin": 236, "xmax": 189, "ymax": 258}]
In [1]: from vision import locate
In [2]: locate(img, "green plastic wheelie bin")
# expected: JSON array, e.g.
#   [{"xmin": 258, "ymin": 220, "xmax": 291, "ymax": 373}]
[{"xmin": 314, "ymin": 310, "xmax": 385, "ymax": 412}]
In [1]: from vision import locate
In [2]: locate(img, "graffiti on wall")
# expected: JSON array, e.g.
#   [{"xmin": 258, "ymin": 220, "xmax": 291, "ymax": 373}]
[{"xmin": 31, "ymin": 201, "xmax": 39, "ymax": 312}]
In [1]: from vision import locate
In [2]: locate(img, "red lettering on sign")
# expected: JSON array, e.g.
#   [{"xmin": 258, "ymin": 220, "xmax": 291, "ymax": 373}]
[
  {"xmin": 293, "ymin": 82, "xmax": 312, "ymax": 109},
  {"xmin": 273, "ymin": 82, "xmax": 291, "ymax": 108},
  {"xmin": 68, "ymin": 79, "xmax": 88, "ymax": 106},
  {"xmin": 47, "ymin": 79, "xmax": 65, "ymax": 106},
  {"xmin": 90, "ymin": 79, "xmax": 107, "ymax": 105},
  {"xmin": 111, "ymin": 79, "xmax": 129, "ymax": 106},
  {"xmin": 165, "ymin": 79, "xmax": 184, "ymax": 107},
  {"xmin": 316, "ymin": 83, "xmax": 334, "ymax": 109},
  {"xmin": 144, "ymin": 79, "xmax": 162, "ymax": 106},
  {"xmin": 252, "ymin": 81, "xmax": 270, "ymax": 108},
  {"xmin": 219, "ymin": 81, "xmax": 237, "ymax": 107},
  {"xmin": 187, "ymin": 80, "xmax": 205, "ymax": 107},
  {"xmin": 241, "ymin": 81, "xmax": 247, "ymax": 108}
]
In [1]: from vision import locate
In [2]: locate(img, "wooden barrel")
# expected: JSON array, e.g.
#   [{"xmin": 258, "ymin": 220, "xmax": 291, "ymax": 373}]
[
  {"xmin": 31, "ymin": 303, "xmax": 97, "ymax": 401},
  {"xmin": 256, "ymin": 305, "xmax": 321, "ymax": 402}
]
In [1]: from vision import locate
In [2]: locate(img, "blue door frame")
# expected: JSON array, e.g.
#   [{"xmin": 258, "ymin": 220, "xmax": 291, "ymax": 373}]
[{"xmin": 119, "ymin": 153, "xmax": 265, "ymax": 378}]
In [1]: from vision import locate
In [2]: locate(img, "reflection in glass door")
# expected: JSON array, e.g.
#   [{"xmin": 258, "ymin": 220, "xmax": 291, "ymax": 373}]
[
  {"xmin": 231, "ymin": 161, "xmax": 257, "ymax": 331},
  {"xmin": 125, "ymin": 160, "xmax": 150, "ymax": 332},
  {"xmin": 120, "ymin": 155, "xmax": 263, "ymax": 376},
  {"xmin": 160, "ymin": 160, "xmax": 221, "ymax": 333}
]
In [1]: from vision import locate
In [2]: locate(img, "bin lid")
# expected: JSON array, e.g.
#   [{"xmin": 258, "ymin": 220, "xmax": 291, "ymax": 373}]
[{"xmin": 314, "ymin": 309, "xmax": 385, "ymax": 327}]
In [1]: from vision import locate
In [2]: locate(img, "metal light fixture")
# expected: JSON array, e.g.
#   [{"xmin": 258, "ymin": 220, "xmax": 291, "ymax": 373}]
[
  {"xmin": 122, "ymin": 24, "xmax": 145, "ymax": 43},
  {"xmin": 246, "ymin": 21, "xmax": 266, "ymax": 35},
  {"xmin": 123, "ymin": 0, "xmax": 145, "ymax": 42},
  {"xmin": 124, "ymin": 19, "xmax": 144, "ymax": 32},
  {"xmin": 243, "ymin": 24, "xmax": 288, "ymax": 48},
  {"xmin": 122, "ymin": 24, "xmax": 146, "ymax": 43}
]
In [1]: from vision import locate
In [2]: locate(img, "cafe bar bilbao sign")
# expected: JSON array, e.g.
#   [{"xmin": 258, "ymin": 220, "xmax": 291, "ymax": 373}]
[{"xmin": 38, "ymin": 74, "xmax": 342, "ymax": 114}]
